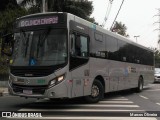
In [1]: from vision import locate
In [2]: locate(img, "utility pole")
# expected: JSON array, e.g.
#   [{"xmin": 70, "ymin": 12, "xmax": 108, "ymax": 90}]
[
  {"xmin": 102, "ymin": 0, "xmax": 114, "ymax": 27},
  {"xmin": 154, "ymin": 9, "xmax": 160, "ymax": 50},
  {"xmin": 42, "ymin": 0, "xmax": 48, "ymax": 13},
  {"xmin": 42, "ymin": 0, "xmax": 45, "ymax": 13}
]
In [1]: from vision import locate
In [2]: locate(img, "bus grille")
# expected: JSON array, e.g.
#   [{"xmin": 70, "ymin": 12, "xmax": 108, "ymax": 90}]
[
  {"xmin": 12, "ymin": 84, "xmax": 48, "ymax": 94},
  {"xmin": 10, "ymin": 66, "xmax": 54, "ymax": 77}
]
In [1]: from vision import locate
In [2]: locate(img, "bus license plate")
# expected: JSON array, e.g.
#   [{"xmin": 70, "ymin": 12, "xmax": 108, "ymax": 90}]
[{"xmin": 23, "ymin": 90, "xmax": 32, "ymax": 95}]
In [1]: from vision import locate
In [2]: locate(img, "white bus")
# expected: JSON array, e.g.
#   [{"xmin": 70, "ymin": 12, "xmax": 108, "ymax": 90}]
[{"xmin": 4, "ymin": 12, "xmax": 154, "ymax": 103}]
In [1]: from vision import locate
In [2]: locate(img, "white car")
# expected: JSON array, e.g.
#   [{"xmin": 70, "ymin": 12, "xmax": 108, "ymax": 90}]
[{"xmin": 154, "ymin": 68, "xmax": 160, "ymax": 83}]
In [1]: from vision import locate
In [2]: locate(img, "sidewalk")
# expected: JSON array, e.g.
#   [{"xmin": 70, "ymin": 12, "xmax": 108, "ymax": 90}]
[
  {"xmin": 0, "ymin": 87, "xmax": 8, "ymax": 97},
  {"xmin": 0, "ymin": 80, "xmax": 9, "ymax": 96}
]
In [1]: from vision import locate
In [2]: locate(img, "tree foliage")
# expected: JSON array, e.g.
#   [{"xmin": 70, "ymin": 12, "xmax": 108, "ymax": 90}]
[
  {"xmin": 0, "ymin": 8, "xmax": 27, "ymax": 33},
  {"xmin": 20, "ymin": 0, "xmax": 94, "ymax": 22},
  {"xmin": 0, "ymin": 0, "xmax": 27, "ymax": 75},
  {"xmin": 111, "ymin": 21, "xmax": 129, "ymax": 37},
  {"xmin": 0, "ymin": 0, "xmax": 18, "ymax": 11},
  {"xmin": 0, "ymin": 0, "xmax": 27, "ymax": 34},
  {"xmin": 154, "ymin": 49, "xmax": 160, "ymax": 67}
]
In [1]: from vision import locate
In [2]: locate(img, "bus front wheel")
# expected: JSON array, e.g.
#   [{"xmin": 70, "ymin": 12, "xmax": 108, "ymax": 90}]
[{"xmin": 85, "ymin": 79, "xmax": 104, "ymax": 103}]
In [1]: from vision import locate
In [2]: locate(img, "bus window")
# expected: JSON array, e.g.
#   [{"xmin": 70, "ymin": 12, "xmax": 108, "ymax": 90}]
[
  {"xmin": 75, "ymin": 35, "xmax": 88, "ymax": 57},
  {"xmin": 69, "ymin": 33, "xmax": 89, "ymax": 70},
  {"xmin": 79, "ymin": 36, "xmax": 88, "ymax": 57},
  {"xmin": 70, "ymin": 33, "xmax": 89, "ymax": 58}
]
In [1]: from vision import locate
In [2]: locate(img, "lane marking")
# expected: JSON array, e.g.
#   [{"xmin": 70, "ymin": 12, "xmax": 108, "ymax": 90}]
[
  {"xmin": 18, "ymin": 104, "xmax": 139, "ymax": 108},
  {"xmin": 103, "ymin": 98, "xmax": 129, "ymax": 101},
  {"xmin": 139, "ymin": 95, "xmax": 148, "ymax": 100},
  {"xmin": 10, "ymin": 116, "xmax": 157, "ymax": 120},
  {"xmin": 19, "ymin": 108, "xmax": 144, "ymax": 112},
  {"xmin": 36, "ymin": 98, "xmax": 129, "ymax": 103},
  {"xmin": 145, "ymin": 89, "xmax": 160, "ymax": 91},
  {"xmin": 48, "ymin": 104, "xmax": 138, "ymax": 107},
  {"xmin": 156, "ymin": 103, "xmax": 160, "ymax": 106},
  {"xmin": 99, "ymin": 101, "xmax": 133, "ymax": 104}
]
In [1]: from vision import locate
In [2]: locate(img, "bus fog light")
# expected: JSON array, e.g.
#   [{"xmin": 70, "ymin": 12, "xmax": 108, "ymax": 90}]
[
  {"xmin": 50, "ymin": 92, "xmax": 55, "ymax": 96},
  {"xmin": 50, "ymin": 79, "xmax": 56, "ymax": 86}
]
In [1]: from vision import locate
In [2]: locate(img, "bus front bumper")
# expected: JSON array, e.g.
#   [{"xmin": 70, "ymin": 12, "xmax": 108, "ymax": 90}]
[{"xmin": 8, "ymin": 81, "xmax": 69, "ymax": 99}]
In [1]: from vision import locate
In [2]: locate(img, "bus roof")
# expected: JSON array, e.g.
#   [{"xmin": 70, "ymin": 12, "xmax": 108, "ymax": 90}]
[{"xmin": 17, "ymin": 12, "xmax": 153, "ymax": 52}]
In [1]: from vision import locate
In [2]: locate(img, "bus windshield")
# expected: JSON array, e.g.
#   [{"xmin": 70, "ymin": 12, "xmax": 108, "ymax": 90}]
[{"xmin": 12, "ymin": 29, "xmax": 67, "ymax": 66}]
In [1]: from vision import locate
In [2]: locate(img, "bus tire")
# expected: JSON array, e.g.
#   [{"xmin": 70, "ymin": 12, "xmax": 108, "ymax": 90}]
[
  {"xmin": 85, "ymin": 79, "xmax": 104, "ymax": 103},
  {"xmin": 136, "ymin": 76, "xmax": 143, "ymax": 92}
]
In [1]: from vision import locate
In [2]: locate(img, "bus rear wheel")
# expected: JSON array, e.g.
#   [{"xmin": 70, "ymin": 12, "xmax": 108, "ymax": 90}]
[
  {"xmin": 136, "ymin": 76, "xmax": 143, "ymax": 92},
  {"xmin": 85, "ymin": 79, "xmax": 104, "ymax": 103}
]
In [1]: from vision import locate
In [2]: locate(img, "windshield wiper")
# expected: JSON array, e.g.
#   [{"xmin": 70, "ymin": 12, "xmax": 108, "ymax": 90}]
[
  {"xmin": 20, "ymin": 30, "xmax": 30, "ymax": 57},
  {"xmin": 40, "ymin": 28, "xmax": 51, "ymax": 46},
  {"xmin": 36, "ymin": 28, "xmax": 51, "ymax": 57}
]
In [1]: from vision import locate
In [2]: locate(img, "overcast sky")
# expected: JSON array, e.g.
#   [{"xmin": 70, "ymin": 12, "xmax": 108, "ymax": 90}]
[{"xmin": 90, "ymin": 0, "xmax": 160, "ymax": 48}]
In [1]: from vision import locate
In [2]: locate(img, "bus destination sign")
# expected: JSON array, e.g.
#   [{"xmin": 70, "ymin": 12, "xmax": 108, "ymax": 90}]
[{"xmin": 18, "ymin": 16, "xmax": 58, "ymax": 27}]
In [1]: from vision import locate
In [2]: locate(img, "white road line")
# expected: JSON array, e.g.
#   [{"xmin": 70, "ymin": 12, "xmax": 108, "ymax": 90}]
[
  {"xmin": 19, "ymin": 108, "xmax": 144, "ymax": 112},
  {"xmin": 99, "ymin": 101, "xmax": 133, "ymax": 104},
  {"xmin": 10, "ymin": 117, "xmax": 157, "ymax": 120},
  {"xmin": 103, "ymin": 98, "xmax": 129, "ymax": 101},
  {"xmin": 145, "ymin": 89, "xmax": 160, "ymax": 91},
  {"xmin": 41, "ymin": 104, "xmax": 138, "ymax": 108},
  {"xmin": 37, "ymin": 98, "xmax": 129, "ymax": 103},
  {"xmin": 139, "ymin": 95, "xmax": 148, "ymax": 100},
  {"xmin": 156, "ymin": 103, "xmax": 160, "ymax": 106},
  {"xmin": 18, "ymin": 104, "xmax": 139, "ymax": 109},
  {"xmin": 33, "ymin": 102, "xmax": 138, "ymax": 107}
]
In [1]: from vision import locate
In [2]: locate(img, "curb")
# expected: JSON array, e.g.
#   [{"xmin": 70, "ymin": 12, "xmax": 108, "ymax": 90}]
[
  {"xmin": 0, "ymin": 91, "xmax": 9, "ymax": 97},
  {"xmin": 0, "ymin": 88, "xmax": 9, "ymax": 97},
  {"xmin": 2, "ymin": 91, "xmax": 9, "ymax": 96}
]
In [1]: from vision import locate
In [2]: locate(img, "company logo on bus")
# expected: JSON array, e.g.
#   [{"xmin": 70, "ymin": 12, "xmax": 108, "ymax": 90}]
[{"xmin": 19, "ymin": 16, "xmax": 58, "ymax": 27}]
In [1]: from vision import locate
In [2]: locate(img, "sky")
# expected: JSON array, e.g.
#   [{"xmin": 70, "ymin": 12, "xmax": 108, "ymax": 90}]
[
  {"xmin": 16, "ymin": 0, "xmax": 159, "ymax": 48},
  {"xmin": 90, "ymin": 0, "xmax": 160, "ymax": 48}
]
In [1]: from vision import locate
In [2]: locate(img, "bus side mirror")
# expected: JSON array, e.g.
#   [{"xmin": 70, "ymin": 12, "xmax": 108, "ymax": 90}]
[{"xmin": 1, "ymin": 33, "xmax": 14, "ymax": 56}]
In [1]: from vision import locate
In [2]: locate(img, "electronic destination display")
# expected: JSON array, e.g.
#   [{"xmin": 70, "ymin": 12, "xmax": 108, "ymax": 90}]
[
  {"xmin": 16, "ymin": 14, "xmax": 66, "ymax": 28},
  {"xmin": 20, "ymin": 16, "xmax": 58, "ymax": 27}
]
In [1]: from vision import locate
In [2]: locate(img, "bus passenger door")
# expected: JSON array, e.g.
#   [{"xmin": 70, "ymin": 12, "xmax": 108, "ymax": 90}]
[{"xmin": 69, "ymin": 33, "xmax": 90, "ymax": 98}]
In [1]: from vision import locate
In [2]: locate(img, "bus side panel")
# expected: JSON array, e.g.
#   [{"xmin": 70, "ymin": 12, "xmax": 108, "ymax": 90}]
[
  {"xmin": 125, "ymin": 63, "xmax": 139, "ymax": 89},
  {"xmin": 108, "ymin": 60, "xmax": 126, "ymax": 91},
  {"xmin": 89, "ymin": 29, "xmax": 110, "ymax": 93},
  {"xmin": 140, "ymin": 65, "xmax": 154, "ymax": 85},
  {"xmin": 125, "ymin": 63, "xmax": 154, "ymax": 89},
  {"xmin": 89, "ymin": 57, "xmax": 109, "ymax": 93}
]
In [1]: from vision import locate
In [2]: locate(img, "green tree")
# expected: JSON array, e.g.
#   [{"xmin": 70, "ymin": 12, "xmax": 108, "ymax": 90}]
[
  {"xmin": 0, "ymin": 1, "xmax": 27, "ymax": 75},
  {"xmin": 0, "ymin": 0, "xmax": 18, "ymax": 11},
  {"xmin": 154, "ymin": 49, "xmax": 160, "ymax": 67},
  {"xmin": 111, "ymin": 21, "xmax": 129, "ymax": 37},
  {"xmin": 0, "ymin": 8, "xmax": 27, "ymax": 34},
  {"xmin": 20, "ymin": 0, "xmax": 94, "ymax": 22}
]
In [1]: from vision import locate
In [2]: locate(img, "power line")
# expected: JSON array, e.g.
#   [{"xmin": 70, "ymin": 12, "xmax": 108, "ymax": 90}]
[
  {"xmin": 153, "ymin": 8, "xmax": 160, "ymax": 49},
  {"xmin": 102, "ymin": 0, "xmax": 114, "ymax": 27},
  {"xmin": 110, "ymin": 0, "xmax": 125, "ymax": 31}
]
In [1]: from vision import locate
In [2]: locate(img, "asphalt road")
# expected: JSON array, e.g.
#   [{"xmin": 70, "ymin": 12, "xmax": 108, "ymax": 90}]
[{"xmin": 0, "ymin": 83, "xmax": 160, "ymax": 120}]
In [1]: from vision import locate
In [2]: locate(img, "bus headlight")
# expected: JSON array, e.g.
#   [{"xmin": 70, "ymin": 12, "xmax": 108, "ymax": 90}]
[{"xmin": 49, "ymin": 74, "xmax": 65, "ymax": 88}]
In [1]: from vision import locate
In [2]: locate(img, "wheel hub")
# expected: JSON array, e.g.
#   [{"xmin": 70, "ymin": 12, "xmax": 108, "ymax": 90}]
[{"xmin": 91, "ymin": 85, "xmax": 99, "ymax": 97}]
